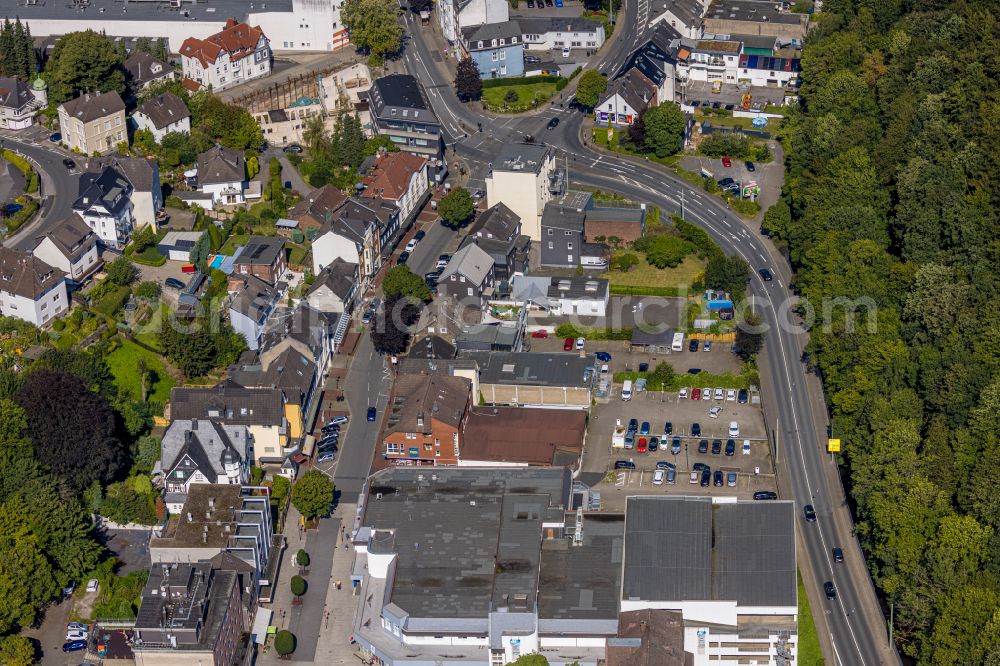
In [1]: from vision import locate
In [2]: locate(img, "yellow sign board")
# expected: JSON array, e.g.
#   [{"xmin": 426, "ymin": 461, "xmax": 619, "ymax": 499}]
[{"xmin": 827, "ymin": 438, "xmax": 841, "ymax": 453}]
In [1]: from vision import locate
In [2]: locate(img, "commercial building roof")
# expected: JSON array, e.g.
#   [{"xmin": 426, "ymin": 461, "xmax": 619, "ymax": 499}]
[
  {"xmin": 158, "ymin": 230, "xmax": 203, "ymax": 251},
  {"xmin": 706, "ymin": 0, "xmax": 807, "ymax": 25},
  {"xmin": 1, "ymin": 0, "xmax": 290, "ymax": 23},
  {"xmin": 466, "ymin": 351, "xmax": 595, "ymax": 389},
  {"xmin": 607, "ymin": 609, "xmax": 686, "ymax": 666},
  {"xmin": 541, "ymin": 203, "xmax": 585, "ymax": 233},
  {"xmin": 462, "ymin": 407, "xmax": 586, "ymax": 465},
  {"xmin": 490, "ymin": 143, "xmax": 551, "ymax": 174},
  {"xmin": 622, "ymin": 497, "xmax": 796, "ymax": 607},
  {"xmin": 516, "ymin": 16, "xmax": 606, "ymax": 34},
  {"xmin": 170, "ymin": 382, "xmax": 284, "ymax": 426},
  {"xmin": 385, "ymin": 373, "xmax": 471, "ymax": 436}
]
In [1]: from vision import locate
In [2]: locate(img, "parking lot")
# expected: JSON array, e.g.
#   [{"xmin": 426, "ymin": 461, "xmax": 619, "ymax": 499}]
[{"xmin": 526, "ymin": 335, "xmax": 744, "ymax": 377}]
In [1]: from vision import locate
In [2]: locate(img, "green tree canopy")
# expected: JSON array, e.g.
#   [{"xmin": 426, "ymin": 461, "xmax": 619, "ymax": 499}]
[
  {"xmin": 45, "ymin": 30, "xmax": 126, "ymax": 104},
  {"xmin": 291, "ymin": 470, "xmax": 335, "ymax": 519},
  {"xmin": 274, "ymin": 630, "xmax": 296, "ymax": 656},
  {"xmin": 439, "ymin": 188, "xmax": 474, "ymax": 229},
  {"xmin": 105, "ymin": 256, "xmax": 138, "ymax": 287},
  {"xmin": 455, "ymin": 57, "xmax": 483, "ymax": 101},
  {"xmin": 0, "ymin": 635, "xmax": 35, "ymax": 666},
  {"xmin": 640, "ymin": 104, "xmax": 686, "ymax": 158},
  {"xmin": 575, "ymin": 70, "xmax": 608, "ymax": 108},
  {"xmin": 340, "ymin": 0, "xmax": 405, "ymax": 64},
  {"xmin": 382, "ymin": 265, "xmax": 431, "ymax": 301}
]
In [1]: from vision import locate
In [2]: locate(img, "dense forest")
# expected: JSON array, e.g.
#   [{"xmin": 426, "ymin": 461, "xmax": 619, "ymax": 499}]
[{"xmin": 765, "ymin": 0, "xmax": 1000, "ymax": 662}]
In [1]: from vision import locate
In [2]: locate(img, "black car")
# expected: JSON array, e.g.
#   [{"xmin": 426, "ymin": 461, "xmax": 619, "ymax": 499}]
[
  {"xmin": 833, "ymin": 547, "xmax": 844, "ymax": 563},
  {"xmin": 754, "ymin": 491, "xmax": 778, "ymax": 500},
  {"xmin": 759, "ymin": 268, "xmax": 773, "ymax": 281},
  {"xmin": 671, "ymin": 437, "xmax": 681, "ymax": 454},
  {"xmin": 628, "ymin": 418, "xmax": 638, "ymax": 433},
  {"xmin": 824, "ymin": 581, "xmax": 837, "ymax": 600},
  {"xmin": 362, "ymin": 310, "xmax": 373, "ymax": 324},
  {"xmin": 700, "ymin": 468, "xmax": 711, "ymax": 486},
  {"xmin": 367, "ymin": 406, "xmax": 377, "ymax": 421},
  {"xmin": 804, "ymin": 504, "xmax": 817, "ymax": 522},
  {"xmin": 718, "ymin": 177, "xmax": 735, "ymax": 187},
  {"xmin": 745, "ymin": 161, "xmax": 755, "ymax": 172},
  {"xmin": 711, "ymin": 439, "xmax": 722, "ymax": 455},
  {"xmin": 397, "ymin": 251, "xmax": 410, "ymax": 264},
  {"xmin": 439, "ymin": 254, "xmax": 451, "ymax": 262},
  {"xmin": 164, "ymin": 277, "xmax": 186, "ymax": 290},
  {"xmin": 614, "ymin": 460, "xmax": 636, "ymax": 470},
  {"xmin": 547, "ymin": 117, "xmax": 560, "ymax": 130},
  {"xmin": 283, "ymin": 143, "xmax": 303, "ymax": 153},
  {"xmin": 688, "ymin": 339, "xmax": 699, "ymax": 352},
  {"xmin": 691, "ymin": 100, "xmax": 702, "ymax": 107},
  {"xmin": 724, "ymin": 104, "xmax": 735, "ymax": 111},
  {"xmin": 414, "ymin": 229, "xmax": 426, "ymax": 241},
  {"xmin": 698, "ymin": 439, "xmax": 708, "ymax": 454},
  {"xmin": 712, "ymin": 101, "xmax": 721, "ymax": 109},
  {"xmin": 725, "ymin": 439, "xmax": 736, "ymax": 456},
  {"xmin": 526, "ymin": 0, "xmax": 535, "ymax": 6},
  {"xmin": 737, "ymin": 389, "xmax": 749, "ymax": 404},
  {"xmin": 713, "ymin": 470, "xmax": 724, "ymax": 487},
  {"xmin": 688, "ymin": 367, "xmax": 702, "ymax": 375},
  {"xmin": 63, "ymin": 158, "xmax": 76, "ymax": 169},
  {"xmin": 638, "ymin": 362, "xmax": 649, "ymax": 372},
  {"xmin": 425, "ymin": 271, "xmax": 440, "ymax": 281},
  {"xmin": 693, "ymin": 462, "xmax": 709, "ymax": 472},
  {"xmin": 648, "ymin": 437, "xmax": 658, "ymax": 452},
  {"xmin": 49, "ymin": 132, "xmax": 62, "ymax": 142},
  {"xmin": 691, "ymin": 423, "xmax": 701, "ymax": 437},
  {"xmin": 663, "ymin": 422, "xmax": 673, "ymax": 435}
]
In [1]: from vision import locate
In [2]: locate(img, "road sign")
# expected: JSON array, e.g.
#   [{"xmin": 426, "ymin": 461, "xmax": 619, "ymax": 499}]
[
  {"xmin": 827, "ymin": 438, "xmax": 841, "ymax": 453},
  {"xmin": 752, "ymin": 116, "xmax": 768, "ymax": 128},
  {"xmin": 607, "ymin": 128, "xmax": 615, "ymax": 143}
]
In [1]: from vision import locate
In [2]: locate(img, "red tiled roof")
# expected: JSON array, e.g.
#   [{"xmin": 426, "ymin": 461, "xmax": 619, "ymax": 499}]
[
  {"xmin": 179, "ymin": 18, "xmax": 266, "ymax": 68},
  {"xmin": 181, "ymin": 77, "xmax": 203, "ymax": 92},
  {"xmin": 360, "ymin": 152, "xmax": 428, "ymax": 203}
]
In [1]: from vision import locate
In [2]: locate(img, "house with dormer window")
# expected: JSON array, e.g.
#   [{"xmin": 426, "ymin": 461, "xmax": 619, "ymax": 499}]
[
  {"xmin": 461, "ymin": 21, "xmax": 524, "ymax": 79},
  {"xmin": 180, "ymin": 19, "xmax": 271, "ymax": 91},
  {"xmin": 160, "ymin": 419, "xmax": 251, "ymax": 513},
  {"xmin": 72, "ymin": 166, "xmax": 135, "ymax": 249}
]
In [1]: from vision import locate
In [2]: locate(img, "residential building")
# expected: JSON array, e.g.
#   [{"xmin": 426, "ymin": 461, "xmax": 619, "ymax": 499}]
[
  {"xmin": 81, "ymin": 156, "xmax": 163, "ymax": 228},
  {"xmin": 305, "ymin": 258, "xmax": 358, "ymax": 314},
  {"xmin": 292, "ymin": 182, "xmax": 349, "ymax": 234},
  {"xmin": 677, "ymin": 39, "xmax": 742, "ymax": 85},
  {"xmin": 621, "ymin": 497, "xmax": 798, "ymax": 664},
  {"xmin": 195, "ymin": 145, "xmax": 248, "ymax": 207},
  {"xmin": 407, "ymin": 334, "xmax": 456, "ymax": 360},
  {"xmin": 397, "ymin": 356, "xmax": 480, "ymax": 397},
  {"xmin": 258, "ymin": 303, "xmax": 338, "ymax": 389},
  {"xmin": 518, "ymin": 16, "xmax": 606, "ymax": 52},
  {"xmin": 461, "ymin": 203, "xmax": 529, "ymax": 281},
  {"xmin": 460, "ymin": 406, "xmax": 586, "ymax": 467},
  {"xmin": 381, "ymin": 373, "xmax": 471, "ymax": 465},
  {"xmin": 438, "ymin": 243, "xmax": 495, "ymax": 313},
  {"xmin": 509, "ymin": 275, "xmax": 610, "ymax": 317},
  {"xmin": 614, "ymin": 23, "xmax": 682, "ymax": 104},
  {"xmin": 350, "ymin": 467, "xmax": 619, "ymax": 666},
  {"xmin": 485, "ymin": 143, "xmax": 561, "ymax": 241},
  {"xmin": 703, "ymin": 0, "xmax": 809, "ymax": 40},
  {"xmin": 461, "ymin": 21, "xmax": 524, "ymax": 79},
  {"xmin": 464, "ymin": 350, "xmax": 597, "ymax": 408},
  {"xmin": 254, "ymin": 94, "xmax": 323, "ymax": 147},
  {"xmin": 0, "ymin": 76, "xmax": 46, "ymax": 130},
  {"xmin": 366, "ymin": 74, "xmax": 442, "ymax": 159},
  {"xmin": 72, "ymin": 166, "xmax": 135, "ymax": 249},
  {"xmin": 180, "ymin": 19, "xmax": 271, "ymax": 91},
  {"xmin": 596, "ymin": 66, "xmax": 658, "ymax": 126},
  {"xmin": 737, "ymin": 52, "xmax": 801, "ymax": 87},
  {"xmin": 123, "ymin": 51, "xmax": 175, "ymax": 90},
  {"xmin": 57, "ymin": 91, "xmax": 127, "ymax": 155},
  {"xmin": 302, "ymin": 187, "xmax": 380, "ymax": 290},
  {"xmin": 31, "ymin": 216, "xmax": 102, "ymax": 283},
  {"xmin": 0, "ymin": 246, "xmax": 69, "ymax": 326},
  {"xmin": 584, "ymin": 203, "xmax": 646, "ymax": 244},
  {"xmin": 2, "ymin": 0, "xmax": 348, "ymax": 54},
  {"xmin": 133, "ymin": 557, "xmax": 253, "ymax": 666},
  {"xmin": 229, "ymin": 275, "xmax": 283, "ymax": 351},
  {"xmin": 651, "ymin": 0, "xmax": 705, "ymax": 39},
  {"xmin": 169, "ymin": 384, "xmax": 292, "ymax": 466},
  {"xmin": 160, "ymin": 419, "xmax": 251, "ymax": 512},
  {"xmin": 454, "ymin": 323, "xmax": 522, "ymax": 353},
  {"xmin": 157, "ymin": 230, "xmax": 205, "ymax": 262},
  {"xmin": 232, "ymin": 236, "xmax": 287, "ymax": 285},
  {"xmin": 437, "ymin": 0, "xmax": 509, "ymax": 52},
  {"xmin": 580, "ymin": 241, "xmax": 610, "ymax": 268},
  {"xmin": 540, "ymin": 203, "xmax": 586, "ymax": 267},
  {"xmin": 358, "ymin": 151, "xmax": 430, "ymax": 226},
  {"xmin": 133, "ymin": 92, "xmax": 191, "ymax": 142}
]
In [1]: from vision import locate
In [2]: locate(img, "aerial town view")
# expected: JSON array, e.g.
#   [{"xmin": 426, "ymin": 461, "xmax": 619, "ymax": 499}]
[{"xmin": 0, "ymin": 0, "xmax": 993, "ymax": 663}]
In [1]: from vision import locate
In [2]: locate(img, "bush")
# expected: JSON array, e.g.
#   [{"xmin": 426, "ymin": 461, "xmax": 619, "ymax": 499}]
[
  {"xmin": 106, "ymin": 256, "xmax": 138, "ymax": 286},
  {"xmin": 2, "ymin": 198, "xmax": 39, "ymax": 233},
  {"xmin": 135, "ymin": 281, "xmax": 162, "ymax": 300},
  {"xmin": 290, "ymin": 575, "xmax": 307, "ymax": 596},
  {"xmin": 554, "ymin": 323, "xmax": 632, "ymax": 340},
  {"xmin": 52, "ymin": 319, "xmax": 66, "ymax": 332},
  {"xmin": 131, "ymin": 246, "xmax": 166, "ymax": 267},
  {"xmin": 93, "ymin": 286, "xmax": 131, "ymax": 317},
  {"xmin": 296, "ymin": 549, "xmax": 310, "ymax": 567},
  {"xmin": 274, "ymin": 630, "xmax": 296, "ymax": 656},
  {"xmin": 699, "ymin": 132, "xmax": 771, "ymax": 162},
  {"xmin": 481, "ymin": 74, "xmax": 560, "ymax": 89}
]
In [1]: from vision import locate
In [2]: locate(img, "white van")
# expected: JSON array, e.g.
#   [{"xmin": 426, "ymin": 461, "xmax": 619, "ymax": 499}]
[
  {"xmin": 622, "ymin": 380, "xmax": 633, "ymax": 401},
  {"xmin": 671, "ymin": 332, "xmax": 685, "ymax": 352}
]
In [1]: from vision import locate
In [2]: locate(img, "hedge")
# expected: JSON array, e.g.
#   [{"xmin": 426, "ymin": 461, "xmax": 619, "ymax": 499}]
[
  {"xmin": 481, "ymin": 74, "xmax": 562, "ymax": 89},
  {"xmin": 613, "ymin": 369, "xmax": 748, "ymax": 392},
  {"xmin": 1, "ymin": 198, "xmax": 39, "ymax": 234},
  {"xmin": 93, "ymin": 285, "xmax": 132, "ymax": 317},
  {"xmin": 554, "ymin": 323, "xmax": 632, "ymax": 340},
  {"xmin": 609, "ymin": 284, "xmax": 686, "ymax": 297},
  {"xmin": 130, "ymin": 246, "xmax": 167, "ymax": 267}
]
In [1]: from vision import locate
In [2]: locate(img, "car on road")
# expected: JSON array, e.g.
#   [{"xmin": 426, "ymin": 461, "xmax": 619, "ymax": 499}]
[
  {"xmin": 713, "ymin": 470, "xmax": 723, "ymax": 486},
  {"xmin": 700, "ymin": 468, "xmax": 711, "ymax": 486},
  {"xmin": 164, "ymin": 277, "xmax": 185, "ymax": 290},
  {"xmin": 721, "ymin": 157, "xmax": 732, "ymax": 167},
  {"xmin": 283, "ymin": 143, "xmax": 303, "ymax": 153},
  {"xmin": 754, "ymin": 491, "xmax": 778, "ymax": 500},
  {"xmin": 703, "ymin": 340, "xmax": 712, "ymax": 352},
  {"xmin": 397, "ymin": 251, "xmax": 410, "ymax": 264},
  {"xmin": 727, "ymin": 471, "xmax": 737, "ymax": 487},
  {"xmin": 595, "ymin": 351, "xmax": 612, "ymax": 362},
  {"xmin": 738, "ymin": 388, "xmax": 748, "ymax": 403},
  {"xmin": 711, "ymin": 439, "xmax": 722, "ymax": 455},
  {"xmin": 563, "ymin": 337, "xmax": 574, "ymax": 351},
  {"xmin": 49, "ymin": 132, "xmax": 62, "ymax": 142},
  {"xmin": 692, "ymin": 388, "xmax": 701, "ymax": 400},
  {"xmin": 63, "ymin": 158, "xmax": 76, "ymax": 169},
  {"xmin": 688, "ymin": 339, "xmax": 698, "ymax": 352},
  {"xmin": 824, "ymin": 581, "xmax": 837, "ymax": 600},
  {"xmin": 833, "ymin": 547, "xmax": 844, "ymax": 563},
  {"xmin": 698, "ymin": 439, "xmax": 708, "ymax": 454},
  {"xmin": 803, "ymin": 504, "xmax": 817, "ymax": 522},
  {"xmin": 725, "ymin": 439, "xmax": 735, "ymax": 456},
  {"xmin": 367, "ymin": 406, "xmax": 377, "ymax": 422},
  {"xmin": 317, "ymin": 451, "xmax": 336, "ymax": 463},
  {"xmin": 653, "ymin": 469, "xmax": 665, "ymax": 485},
  {"xmin": 759, "ymin": 268, "xmax": 773, "ymax": 281},
  {"xmin": 362, "ymin": 310, "xmax": 373, "ymax": 324},
  {"xmin": 614, "ymin": 460, "xmax": 635, "ymax": 469},
  {"xmin": 639, "ymin": 421, "xmax": 650, "ymax": 435},
  {"xmin": 548, "ymin": 117, "xmax": 560, "ymax": 129},
  {"xmin": 745, "ymin": 161, "xmax": 755, "ymax": 172},
  {"xmin": 531, "ymin": 329, "xmax": 549, "ymax": 338},
  {"xmin": 405, "ymin": 238, "xmax": 418, "ymax": 252},
  {"xmin": 728, "ymin": 421, "xmax": 739, "ymax": 437},
  {"xmin": 63, "ymin": 641, "xmax": 88, "ymax": 653},
  {"xmin": 742, "ymin": 439, "xmax": 751, "ymax": 455},
  {"xmin": 414, "ymin": 229, "xmax": 426, "ymax": 241},
  {"xmin": 575, "ymin": 337, "xmax": 585, "ymax": 350},
  {"xmin": 691, "ymin": 422, "xmax": 701, "ymax": 437}
]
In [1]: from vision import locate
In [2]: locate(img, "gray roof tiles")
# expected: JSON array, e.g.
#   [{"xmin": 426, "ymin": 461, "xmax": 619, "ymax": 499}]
[
  {"xmin": 59, "ymin": 90, "xmax": 125, "ymax": 124},
  {"xmin": 465, "ymin": 351, "xmax": 595, "ymax": 389},
  {"xmin": 135, "ymin": 92, "xmax": 190, "ymax": 130},
  {"xmin": 439, "ymin": 242, "xmax": 494, "ymax": 286},
  {"xmin": 197, "ymin": 145, "xmax": 246, "ymax": 185}
]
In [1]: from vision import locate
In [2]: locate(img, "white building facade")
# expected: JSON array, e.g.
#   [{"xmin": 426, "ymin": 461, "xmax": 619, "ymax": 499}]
[{"xmin": 180, "ymin": 20, "xmax": 272, "ymax": 91}]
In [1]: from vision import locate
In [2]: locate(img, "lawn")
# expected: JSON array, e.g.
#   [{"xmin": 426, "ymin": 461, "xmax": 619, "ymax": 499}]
[
  {"xmin": 482, "ymin": 82, "xmax": 558, "ymax": 111},
  {"xmin": 601, "ymin": 252, "xmax": 704, "ymax": 291},
  {"xmin": 219, "ymin": 234, "xmax": 250, "ymax": 256},
  {"xmin": 798, "ymin": 570, "xmax": 826, "ymax": 666},
  {"xmin": 106, "ymin": 340, "xmax": 176, "ymax": 405}
]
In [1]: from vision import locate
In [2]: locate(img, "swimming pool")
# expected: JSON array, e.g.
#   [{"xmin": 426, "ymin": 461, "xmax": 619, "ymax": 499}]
[{"xmin": 209, "ymin": 255, "xmax": 225, "ymax": 269}]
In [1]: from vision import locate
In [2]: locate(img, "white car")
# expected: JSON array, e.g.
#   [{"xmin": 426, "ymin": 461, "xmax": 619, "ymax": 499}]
[
  {"xmin": 67, "ymin": 623, "xmax": 88, "ymax": 632},
  {"xmin": 701, "ymin": 387, "xmax": 712, "ymax": 401},
  {"xmin": 653, "ymin": 469, "xmax": 665, "ymax": 485},
  {"xmin": 678, "ymin": 387, "xmax": 689, "ymax": 399},
  {"xmin": 575, "ymin": 337, "xmax": 585, "ymax": 350},
  {"xmin": 726, "ymin": 389, "xmax": 737, "ymax": 402},
  {"xmin": 714, "ymin": 388, "xmax": 724, "ymax": 400},
  {"xmin": 562, "ymin": 47, "xmax": 571, "ymax": 58},
  {"xmin": 65, "ymin": 630, "xmax": 88, "ymax": 641},
  {"xmin": 729, "ymin": 421, "xmax": 740, "ymax": 437},
  {"xmin": 436, "ymin": 259, "xmax": 448, "ymax": 269},
  {"xmin": 85, "ymin": 579, "xmax": 99, "ymax": 593},
  {"xmin": 405, "ymin": 239, "xmax": 418, "ymax": 252},
  {"xmin": 708, "ymin": 405, "xmax": 722, "ymax": 418},
  {"xmin": 742, "ymin": 439, "xmax": 751, "ymax": 455}
]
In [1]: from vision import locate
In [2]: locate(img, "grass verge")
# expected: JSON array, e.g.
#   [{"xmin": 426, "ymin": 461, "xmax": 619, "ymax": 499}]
[
  {"xmin": 482, "ymin": 82, "xmax": 558, "ymax": 112},
  {"xmin": 798, "ymin": 570, "xmax": 826, "ymax": 665}
]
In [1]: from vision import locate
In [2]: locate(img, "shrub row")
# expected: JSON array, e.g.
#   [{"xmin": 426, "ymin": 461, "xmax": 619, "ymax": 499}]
[
  {"xmin": 609, "ymin": 284, "xmax": 686, "ymax": 297},
  {"xmin": 481, "ymin": 74, "xmax": 562, "ymax": 89},
  {"xmin": 554, "ymin": 323, "xmax": 633, "ymax": 340},
  {"xmin": 2, "ymin": 198, "xmax": 39, "ymax": 234}
]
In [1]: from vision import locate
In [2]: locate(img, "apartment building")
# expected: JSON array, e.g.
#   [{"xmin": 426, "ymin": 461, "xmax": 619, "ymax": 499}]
[{"xmin": 57, "ymin": 91, "xmax": 127, "ymax": 155}]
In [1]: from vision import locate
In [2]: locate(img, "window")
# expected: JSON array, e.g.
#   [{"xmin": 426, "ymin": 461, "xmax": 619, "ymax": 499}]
[
  {"xmin": 500, "ymin": 38, "xmax": 505, "ymax": 45},
  {"xmin": 567, "ymin": 242, "xmax": 573, "ymax": 250},
  {"xmin": 492, "ymin": 52, "xmax": 499, "ymax": 62},
  {"xmin": 499, "ymin": 51, "xmax": 506, "ymax": 60},
  {"xmin": 386, "ymin": 443, "xmax": 400, "ymax": 453},
  {"xmin": 547, "ymin": 241, "xmax": 553, "ymax": 249},
  {"xmin": 512, "ymin": 36, "xmax": 517, "ymax": 43},
  {"xmin": 478, "ymin": 40, "xmax": 483, "ymax": 48},
  {"xmin": 565, "ymin": 230, "xmax": 572, "ymax": 236},
  {"xmin": 460, "ymin": 276, "xmax": 466, "ymax": 282},
  {"xmin": 467, "ymin": 287, "xmax": 473, "ymax": 296},
  {"xmin": 491, "ymin": 39, "xmax": 497, "ymax": 47},
  {"xmin": 547, "ymin": 229, "xmax": 553, "ymax": 235}
]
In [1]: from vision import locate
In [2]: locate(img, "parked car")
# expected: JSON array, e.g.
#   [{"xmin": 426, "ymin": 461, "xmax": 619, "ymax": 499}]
[
  {"xmin": 49, "ymin": 132, "xmax": 62, "ymax": 142},
  {"xmin": 656, "ymin": 461, "xmax": 674, "ymax": 470},
  {"xmin": 63, "ymin": 158, "xmax": 76, "ymax": 169},
  {"xmin": 560, "ymin": 47, "xmax": 570, "ymax": 58},
  {"xmin": 624, "ymin": 432, "xmax": 634, "ymax": 449},
  {"xmin": 742, "ymin": 439, "xmax": 751, "ymax": 455},
  {"xmin": 595, "ymin": 351, "xmax": 612, "ymax": 362},
  {"xmin": 614, "ymin": 460, "xmax": 636, "ymax": 470},
  {"xmin": 164, "ymin": 277, "xmax": 186, "ymax": 290},
  {"xmin": 637, "ymin": 437, "xmax": 647, "ymax": 453},
  {"xmin": 2, "ymin": 203, "xmax": 22, "ymax": 216},
  {"xmin": 86, "ymin": 579, "xmax": 99, "ymax": 593},
  {"xmin": 666, "ymin": 467, "xmax": 676, "ymax": 483},
  {"xmin": 317, "ymin": 451, "xmax": 336, "ymax": 463},
  {"xmin": 727, "ymin": 471, "xmax": 737, "ymax": 487},
  {"xmin": 700, "ymin": 469, "xmax": 711, "ymax": 486},
  {"xmin": 405, "ymin": 239, "xmax": 418, "ymax": 252},
  {"xmin": 692, "ymin": 388, "xmax": 701, "ymax": 400},
  {"xmin": 693, "ymin": 462, "xmax": 708, "ymax": 472},
  {"xmin": 703, "ymin": 340, "xmax": 712, "ymax": 352},
  {"xmin": 563, "ymin": 337, "xmax": 574, "ymax": 351},
  {"xmin": 691, "ymin": 423, "xmax": 701, "ymax": 437},
  {"xmin": 283, "ymin": 143, "xmax": 303, "ymax": 153},
  {"xmin": 575, "ymin": 337, "xmax": 585, "ymax": 350},
  {"xmin": 754, "ymin": 491, "xmax": 778, "ymax": 500},
  {"xmin": 724, "ymin": 439, "xmax": 735, "ymax": 456},
  {"xmin": 713, "ymin": 470, "xmax": 723, "ymax": 487},
  {"xmin": 65, "ymin": 630, "xmax": 88, "ymax": 641},
  {"xmin": 702, "ymin": 387, "xmax": 712, "ymax": 401},
  {"xmin": 671, "ymin": 437, "xmax": 681, "ymax": 454},
  {"xmin": 745, "ymin": 161, "xmax": 755, "ymax": 172},
  {"xmin": 678, "ymin": 387, "xmax": 688, "ymax": 399},
  {"xmin": 362, "ymin": 310, "xmax": 373, "ymax": 324},
  {"xmin": 63, "ymin": 641, "xmax": 88, "ymax": 653},
  {"xmin": 714, "ymin": 388, "xmax": 724, "ymax": 400},
  {"xmin": 803, "ymin": 504, "xmax": 817, "ymax": 522},
  {"xmin": 698, "ymin": 439, "xmax": 708, "ymax": 454},
  {"xmin": 737, "ymin": 389, "xmax": 749, "ymax": 403},
  {"xmin": 726, "ymin": 389, "xmax": 737, "ymax": 402},
  {"xmin": 824, "ymin": 581, "xmax": 836, "ymax": 600},
  {"xmin": 397, "ymin": 251, "xmax": 410, "ymax": 264},
  {"xmin": 718, "ymin": 177, "xmax": 735, "ymax": 187},
  {"xmin": 711, "ymin": 439, "xmax": 721, "ymax": 455},
  {"xmin": 728, "ymin": 421, "xmax": 739, "ymax": 437},
  {"xmin": 367, "ymin": 406, "xmax": 377, "ymax": 422},
  {"xmin": 628, "ymin": 418, "xmax": 638, "ymax": 432},
  {"xmin": 663, "ymin": 421, "xmax": 672, "ymax": 435},
  {"xmin": 531, "ymin": 330, "xmax": 549, "ymax": 338},
  {"xmin": 759, "ymin": 268, "xmax": 773, "ymax": 281},
  {"xmin": 688, "ymin": 339, "xmax": 699, "ymax": 352},
  {"xmin": 639, "ymin": 421, "xmax": 650, "ymax": 435},
  {"xmin": 414, "ymin": 229, "xmax": 426, "ymax": 241},
  {"xmin": 67, "ymin": 623, "xmax": 89, "ymax": 632},
  {"xmin": 653, "ymin": 469, "xmax": 665, "ymax": 485},
  {"xmin": 721, "ymin": 157, "xmax": 732, "ymax": 167},
  {"xmin": 648, "ymin": 436, "xmax": 658, "ymax": 452},
  {"xmin": 709, "ymin": 405, "xmax": 722, "ymax": 418}
]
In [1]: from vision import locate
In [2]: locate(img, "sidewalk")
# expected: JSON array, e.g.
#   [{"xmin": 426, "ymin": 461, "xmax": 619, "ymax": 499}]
[{"xmin": 312, "ymin": 503, "xmax": 366, "ymax": 665}]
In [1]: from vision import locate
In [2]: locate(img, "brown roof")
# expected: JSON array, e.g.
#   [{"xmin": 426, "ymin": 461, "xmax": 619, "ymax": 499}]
[
  {"xmin": 385, "ymin": 374, "xmax": 470, "ymax": 436},
  {"xmin": 179, "ymin": 18, "xmax": 267, "ymax": 68},
  {"xmin": 135, "ymin": 92, "xmax": 189, "ymax": 130},
  {"xmin": 59, "ymin": 91, "xmax": 125, "ymax": 124},
  {"xmin": 360, "ymin": 152, "xmax": 427, "ymax": 202},
  {"xmin": 461, "ymin": 407, "xmax": 586, "ymax": 465},
  {"xmin": 197, "ymin": 145, "xmax": 245, "ymax": 185},
  {"xmin": 290, "ymin": 184, "xmax": 349, "ymax": 226},
  {"xmin": 34, "ymin": 216, "xmax": 96, "ymax": 262},
  {"xmin": 0, "ymin": 246, "xmax": 66, "ymax": 300},
  {"xmin": 123, "ymin": 51, "xmax": 173, "ymax": 87},
  {"xmin": 606, "ymin": 609, "xmax": 686, "ymax": 666}
]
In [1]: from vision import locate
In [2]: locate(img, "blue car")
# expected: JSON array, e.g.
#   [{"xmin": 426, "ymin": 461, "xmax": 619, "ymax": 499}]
[
  {"xmin": 595, "ymin": 351, "xmax": 612, "ymax": 362},
  {"xmin": 367, "ymin": 406, "xmax": 377, "ymax": 422},
  {"xmin": 639, "ymin": 421, "xmax": 650, "ymax": 435},
  {"xmin": 62, "ymin": 640, "xmax": 88, "ymax": 652}
]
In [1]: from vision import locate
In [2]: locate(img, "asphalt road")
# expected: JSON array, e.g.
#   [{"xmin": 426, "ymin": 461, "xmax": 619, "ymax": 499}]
[
  {"xmin": 0, "ymin": 133, "xmax": 79, "ymax": 251},
  {"xmin": 403, "ymin": 12, "xmax": 899, "ymax": 666}
]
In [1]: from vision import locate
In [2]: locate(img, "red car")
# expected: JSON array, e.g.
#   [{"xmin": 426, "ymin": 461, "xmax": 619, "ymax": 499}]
[
  {"xmin": 563, "ymin": 337, "xmax": 574, "ymax": 351},
  {"xmin": 531, "ymin": 330, "xmax": 549, "ymax": 338},
  {"xmin": 721, "ymin": 157, "xmax": 732, "ymax": 167},
  {"xmin": 637, "ymin": 437, "xmax": 647, "ymax": 452},
  {"xmin": 692, "ymin": 388, "xmax": 702, "ymax": 400}
]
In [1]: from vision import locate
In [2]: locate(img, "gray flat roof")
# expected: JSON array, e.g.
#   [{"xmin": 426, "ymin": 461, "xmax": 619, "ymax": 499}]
[
  {"xmin": 706, "ymin": 0, "xmax": 806, "ymax": 25},
  {"xmin": 0, "ymin": 0, "xmax": 290, "ymax": 23},
  {"xmin": 465, "ymin": 351, "xmax": 595, "ymax": 389},
  {"xmin": 623, "ymin": 497, "xmax": 796, "ymax": 608},
  {"xmin": 491, "ymin": 143, "xmax": 551, "ymax": 174}
]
